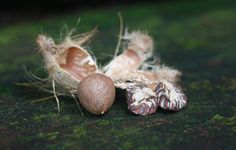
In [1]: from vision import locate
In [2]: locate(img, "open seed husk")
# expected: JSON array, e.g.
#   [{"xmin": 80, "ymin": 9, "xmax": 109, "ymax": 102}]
[{"xmin": 36, "ymin": 29, "xmax": 99, "ymax": 94}]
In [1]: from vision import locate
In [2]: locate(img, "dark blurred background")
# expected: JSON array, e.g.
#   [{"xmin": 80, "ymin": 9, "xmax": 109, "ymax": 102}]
[{"xmin": 0, "ymin": 0, "xmax": 195, "ymax": 26}]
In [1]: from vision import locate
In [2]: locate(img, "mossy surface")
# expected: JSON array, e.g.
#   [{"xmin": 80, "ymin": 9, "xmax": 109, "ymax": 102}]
[{"xmin": 0, "ymin": 0, "xmax": 236, "ymax": 149}]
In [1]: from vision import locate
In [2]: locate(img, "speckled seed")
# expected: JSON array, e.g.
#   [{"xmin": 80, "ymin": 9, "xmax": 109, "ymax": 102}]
[
  {"xmin": 126, "ymin": 83, "xmax": 158, "ymax": 116},
  {"xmin": 155, "ymin": 80, "xmax": 187, "ymax": 111},
  {"xmin": 77, "ymin": 73, "xmax": 116, "ymax": 115}
]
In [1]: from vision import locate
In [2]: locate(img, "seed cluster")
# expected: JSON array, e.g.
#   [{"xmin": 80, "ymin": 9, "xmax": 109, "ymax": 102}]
[{"xmin": 36, "ymin": 27, "xmax": 187, "ymax": 116}]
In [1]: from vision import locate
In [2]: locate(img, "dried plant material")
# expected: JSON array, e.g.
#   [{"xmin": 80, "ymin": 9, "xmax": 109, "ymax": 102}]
[
  {"xmin": 123, "ymin": 30, "xmax": 154, "ymax": 59},
  {"xmin": 77, "ymin": 73, "xmax": 115, "ymax": 115},
  {"xmin": 36, "ymin": 29, "xmax": 98, "ymax": 112},
  {"xmin": 36, "ymin": 30, "xmax": 98, "ymax": 91},
  {"xmin": 155, "ymin": 80, "xmax": 187, "ymax": 111},
  {"xmin": 103, "ymin": 30, "xmax": 187, "ymax": 115},
  {"xmin": 31, "ymin": 20, "xmax": 187, "ymax": 116},
  {"xmin": 126, "ymin": 82, "xmax": 158, "ymax": 115},
  {"xmin": 103, "ymin": 31, "xmax": 153, "ymax": 77},
  {"xmin": 107, "ymin": 68, "xmax": 187, "ymax": 114},
  {"xmin": 109, "ymin": 70, "xmax": 152, "ymax": 89},
  {"xmin": 142, "ymin": 65, "xmax": 182, "ymax": 83},
  {"xmin": 108, "ymin": 66, "xmax": 181, "ymax": 90}
]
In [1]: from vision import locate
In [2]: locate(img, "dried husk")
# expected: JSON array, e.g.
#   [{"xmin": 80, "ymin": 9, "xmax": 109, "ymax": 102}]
[
  {"xmin": 34, "ymin": 28, "xmax": 187, "ymax": 115},
  {"xmin": 103, "ymin": 30, "xmax": 187, "ymax": 115},
  {"xmin": 103, "ymin": 31, "xmax": 153, "ymax": 77},
  {"xmin": 36, "ymin": 30, "xmax": 98, "ymax": 94}
]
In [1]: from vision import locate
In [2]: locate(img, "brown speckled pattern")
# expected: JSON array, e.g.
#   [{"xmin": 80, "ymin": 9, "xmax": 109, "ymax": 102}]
[
  {"xmin": 126, "ymin": 84, "xmax": 158, "ymax": 115},
  {"xmin": 155, "ymin": 81, "xmax": 187, "ymax": 111}
]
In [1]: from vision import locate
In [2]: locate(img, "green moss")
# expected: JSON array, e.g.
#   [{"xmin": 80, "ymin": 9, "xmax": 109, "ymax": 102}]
[
  {"xmin": 97, "ymin": 119, "xmax": 111, "ymax": 126},
  {"xmin": 114, "ymin": 127, "xmax": 141, "ymax": 138},
  {"xmin": 33, "ymin": 115, "xmax": 46, "ymax": 123},
  {"xmin": 9, "ymin": 121, "xmax": 18, "ymax": 125},
  {"xmin": 0, "ymin": 63, "xmax": 17, "ymax": 73},
  {"xmin": 0, "ymin": 36, "xmax": 11, "ymax": 45},
  {"xmin": 211, "ymin": 114, "xmax": 225, "ymax": 122},
  {"xmin": 209, "ymin": 10, "xmax": 236, "ymax": 21},
  {"xmin": 61, "ymin": 115, "xmax": 72, "ymax": 122},
  {"xmin": 72, "ymin": 126, "xmax": 86, "ymax": 137},
  {"xmin": 227, "ymin": 78, "xmax": 236, "ymax": 90},
  {"xmin": 138, "ymin": 145, "xmax": 166, "ymax": 150},
  {"xmin": 47, "ymin": 132, "xmax": 59, "ymax": 140},
  {"xmin": 208, "ymin": 114, "xmax": 236, "ymax": 133},
  {"xmin": 38, "ymin": 131, "xmax": 59, "ymax": 140},
  {"xmin": 122, "ymin": 141, "xmax": 133, "ymax": 150},
  {"xmin": 1, "ymin": 0, "xmax": 236, "ymax": 149},
  {"xmin": 189, "ymin": 80, "xmax": 212, "ymax": 90}
]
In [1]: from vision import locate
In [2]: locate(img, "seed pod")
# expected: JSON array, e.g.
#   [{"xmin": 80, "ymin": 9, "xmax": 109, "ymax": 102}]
[
  {"xmin": 103, "ymin": 31, "xmax": 153, "ymax": 79},
  {"xmin": 36, "ymin": 30, "xmax": 98, "ymax": 92},
  {"xmin": 155, "ymin": 80, "xmax": 187, "ymax": 111},
  {"xmin": 77, "ymin": 73, "xmax": 115, "ymax": 115},
  {"xmin": 126, "ymin": 83, "xmax": 158, "ymax": 115}
]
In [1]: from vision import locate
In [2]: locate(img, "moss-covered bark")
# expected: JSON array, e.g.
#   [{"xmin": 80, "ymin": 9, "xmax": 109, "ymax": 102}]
[{"xmin": 0, "ymin": 0, "xmax": 236, "ymax": 149}]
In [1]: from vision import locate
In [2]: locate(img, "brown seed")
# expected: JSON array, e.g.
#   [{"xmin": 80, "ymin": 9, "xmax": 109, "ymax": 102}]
[{"xmin": 77, "ymin": 73, "xmax": 116, "ymax": 115}]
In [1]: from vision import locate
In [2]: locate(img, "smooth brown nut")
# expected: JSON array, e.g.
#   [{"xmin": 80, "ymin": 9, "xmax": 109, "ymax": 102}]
[{"xmin": 77, "ymin": 73, "xmax": 115, "ymax": 115}]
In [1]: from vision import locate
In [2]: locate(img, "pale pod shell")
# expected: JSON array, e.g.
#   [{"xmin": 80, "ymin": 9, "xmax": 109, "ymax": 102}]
[{"xmin": 77, "ymin": 73, "xmax": 116, "ymax": 115}]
